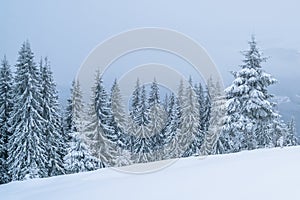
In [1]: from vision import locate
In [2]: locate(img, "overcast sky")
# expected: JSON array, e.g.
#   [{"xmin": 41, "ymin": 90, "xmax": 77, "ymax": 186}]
[{"xmin": 1, "ymin": 0, "xmax": 300, "ymax": 88}]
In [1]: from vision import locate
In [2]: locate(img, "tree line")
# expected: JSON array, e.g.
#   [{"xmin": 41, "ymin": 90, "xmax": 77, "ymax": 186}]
[{"xmin": 0, "ymin": 37, "xmax": 298, "ymax": 184}]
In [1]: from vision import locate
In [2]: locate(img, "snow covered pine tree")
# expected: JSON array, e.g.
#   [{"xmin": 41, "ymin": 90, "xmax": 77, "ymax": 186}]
[
  {"xmin": 64, "ymin": 132, "xmax": 99, "ymax": 173},
  {"xmin": 222, "ymin": 36, "xmax": 286, "ymax": 152},
  {"xmin": 0, "ymin": 56, "xmax": 13, "ymax": 184},
  {"xmin": 39, "ymin": 58, "xmax": 65, "ymax": 176},
  {"xmin": 8, "ymin": 41, "xmax": 48, "ymax": 180},
  {"xmin": 85, "ymin": 74, "xmax": 117, "ymax": 168}
]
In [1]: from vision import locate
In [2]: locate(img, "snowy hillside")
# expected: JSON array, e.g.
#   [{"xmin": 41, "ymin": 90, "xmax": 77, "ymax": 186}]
[{"xmin": 1, "ymin": 146, "xmax": 300, "ymax": 200}]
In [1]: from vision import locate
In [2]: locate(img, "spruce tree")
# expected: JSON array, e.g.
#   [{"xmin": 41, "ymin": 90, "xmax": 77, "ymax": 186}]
[
  {"xmin": 109, "ymin": 79, "xmax": 133, "ymax": 165},
  {"xmin": 64, "ymin": 132, "xmax": 99, "ymax": 173},
  {"xmin": 8, "ymin": 41, "xmax": 48, "ymax": 180},
  {"xmin": 85, "ymin": 74, "xmax": 116, "ymax": 167},
  {"xmin": 201, "ymin": 78, "xmax": 226, "ymax": 155},
  {"xmin": 180, "ymin": 78, "xmax": 200, "ymax": 157},
  {"xmin": 285, "ymin": 117, "xmax": 298, "ymax": 146},
  {"xmin": 130, "ymin": 82, "xmax": 152, "ymax": 163},
  {"xmin": 130, "ymin": 79, "xmax": 141, "ymax": 125},
  {"xmin": 223, "ymin": 36, "xmax": 279, "ymax": 152},
  {"xmin": 64, "ymin": 80, "xmax": 84, "ymax": 134},
  {"xmin": 163, "ymin": 94, "xmax": 169, "ymax": 112},
  {"xmin": 0, "ymin": 56, "xmax": 13, "ymax": 184},
  {"xmin": 162, "ymin": 94, "xmax": 182, "ymax": 159},
  {"xmin": 110, "ymin": 79, "xmax": 126, "ymax": 134},
  {"xmin": 134, "ymin": 87, "xmax": 153, "ymax": 162},
  {"xmin": 39, "ymin": 58, "xmax": 65, "ymax": 176},
  {"xmin": 148, "ymin": 78, "xmax": 166, "ymax": 161}
]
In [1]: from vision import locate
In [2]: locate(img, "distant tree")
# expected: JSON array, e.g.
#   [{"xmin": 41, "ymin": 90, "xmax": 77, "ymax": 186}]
[
  {"xmin": 8, "ymin": 41, "xmax": 48, "ymax": 180},
  {"xmin": 286, "ymin": 117, "xmax": 298, "ymax": 146},
  {"xmin": 0, "ymin": 56, "xmax": 13, "ymax": 184},
  {"xmin": 64, "ymin": 80, "xmax": 84, "ymax": 134},
  {"xmin": 110, "ymin": 79, "xmax": 126, "ymax": 134},
  {"xmin": 130, "ymin": 79, "xmax": 141, "ymax": 124},
  {"xmin": 163, "ymin": 94, "xmax": 169, "ymax": 112}
]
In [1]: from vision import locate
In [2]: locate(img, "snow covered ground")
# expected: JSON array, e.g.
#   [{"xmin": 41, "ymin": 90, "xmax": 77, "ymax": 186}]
[{"xmin": 1, "ymin": 146, "xmax": 300, "ymax": 200}]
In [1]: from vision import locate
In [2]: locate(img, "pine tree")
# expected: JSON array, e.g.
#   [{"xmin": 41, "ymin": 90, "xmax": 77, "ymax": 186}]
[
  {"xmin": 64, "ymin": 132, "xmax": 99, "ymax": 173},
  {"xmin": 201, "ymin": 78, "xmax": 226, "ymax": 155},
  {"xmin": 39, "ymin": 58, "xmax": 65, "ymax": 176},
  {"xmin": 110, "ymin": 79, "xmax": 126, "ymax": 134},
  {"xmin": 163, "ymin": 94, "xmax": 169, "ymax": 112},
  {"xmin": 285, "ymin": 117, "xmax": 298, "ymax": 146},
  {"xmin": 167, "ymin": 80, "xmax": 185, "ymax": 157},
  {"xmin": 162, "ymin": 94, "xmax": 182, "ymax": 159},
  {"xmin": 130, "ymin": 82, "xmax": 152, "ymax": 163},
  {"xmin": 193, "ymin": 82, "xmax": 207, "ymax": 154},
  {"xmin": 148, "ymin": 78, "xmax": 166, "ymax": 161},
  {"xmin": 130, "ymin": 79, "xmax": 141, "ymax": 125},
  {"xmin": 8, "ymin": 41, "xmax": 48, "ymax": 180},
  {"xmin": 64, "ymin": 80, "xmax": 84, "ymax": 134},
  {"xmin": 109, "ymin": 79, "xmax": 132, "ymax": 165},
  {"xmin": 0, "ymin": 56, "xmax": 13, "ymax": 184},
  {"xmin": 222, "ymin": 36, "xmax": 278, "ymax": 152},
  {"xmin": 85, "ymin": 74, "xmax": 116, "ymax": 167},
  {"xmin": 180, "ymin": 78, "xmax": 200, "ymax": 157}
]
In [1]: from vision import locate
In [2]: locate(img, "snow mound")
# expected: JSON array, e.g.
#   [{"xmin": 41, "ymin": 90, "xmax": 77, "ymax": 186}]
[{"xmin": 1, "ymin": 146, "xmax": 300, "ymax": 200}]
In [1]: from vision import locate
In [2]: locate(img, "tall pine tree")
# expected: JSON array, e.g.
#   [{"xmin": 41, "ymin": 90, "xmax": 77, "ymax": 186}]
[
  {"xmin": 201, "ymin": 78, "xmax": 226, "ymax": 155},
  {"xmin": 8, "ymin": 41, "xmax": 48, "ymax": 180},
  {"xmin": 222, "ymin": 36, "xmax": 279, "ymax": 152},
  {"xmin": 286, "ymin": 117, "xmax": 298, "ymax": 146},
  {"xmin": 64, "ymin": 80, "xmax": 84, "ymax": 134},
  {"xmin": 39, "ymin": 58, "xmax": 65, "ymax": 176},
  {"xmin": 181, "ymin": 78, "xmax": 201, "ymax": 157},
  {"xmin": 148, "ymin": 78, "xmax": 166, "ymax": 161},
  {"xmin": 86, "ymin": 74, "xmax": 116, "ymax": 167},
  {"xmin": 0, "ymin": 56, "xmax": 13, "ymax": 183}
]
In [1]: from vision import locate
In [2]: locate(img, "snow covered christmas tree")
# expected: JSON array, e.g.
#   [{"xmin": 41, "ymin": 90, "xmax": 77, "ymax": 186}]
[
  {"xmin": 8, "ymin": 41, "xmax": 48, "ymax": 180},
  {"xmin": 222, "ymin": 36, "xmax": 285, "ymax": 152},
  {"xmin": 0, "ymin": 56, "xmax": 13, "ymax": 183}
]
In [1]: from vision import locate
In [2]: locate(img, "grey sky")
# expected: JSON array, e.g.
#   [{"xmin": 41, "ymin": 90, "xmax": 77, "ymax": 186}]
[{"xmin": 1, "ymin": 0, "xmax": 300, "ymax": 87}]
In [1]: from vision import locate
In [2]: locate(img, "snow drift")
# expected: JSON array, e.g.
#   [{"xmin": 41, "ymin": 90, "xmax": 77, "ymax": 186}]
[{"xmin": 1, "ymin": 146, "xmax": 299, "ymax": 200}]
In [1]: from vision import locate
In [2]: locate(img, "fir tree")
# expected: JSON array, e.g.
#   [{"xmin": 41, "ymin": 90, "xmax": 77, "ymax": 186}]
[
  {"xmin": 130, "ymin": 79, "xmax": 141, "ymax": 125},
  {"xmin": 162, "ymin": 94, "xmax": 182, "ymax": 159},
  {"xmin": 201, "ymin": 78, "xmax": 226, "ymax": 155},
  {"xmin": 0, "ymin": 56, "xmax": 13, "ymax": 184},
  {"xmin": 109, "ymin": 79, "xmax": 132, "ymax": 164},
  {"xmin": 285, "ymin": 117, "xmax": 298, "ymax": 146},
  {"xmin": 180, "ymin": 78, "xmax": 200, "ymax": 157},
  {"xmin": 110, "ymin": 79, "xmax": 126, "ymax": 133},
  {"xmin": 39, "ymin": 58, "xmax": 65, "ymax": 176},
  {"xmin": 222, "ymin": 36, "xmax": 279, "ymax": 152},
  {"xmin": 86, "ymin": 74, "xmax": 116, "ymax": 167},
  {"xmin": 163, "ymin": 94, "xmax": 169, "ymax": 112},
  {"xmin": 64, "ymin": 80, "xmax": 84, "ymax": 134},
  {"xmin": 64, "ymin": 132, "xmax": 99, "ymax": 173},
  {"xmin": 8, "ymin": 41, "xmax": 48, "ymax": 180},
  {"xmin": 130, "ymin": 82, "xmax": 152, "ymax": 163},
  {"xmin": 148, "ymin": 78, "xmax": 166, "ymax": 161}
]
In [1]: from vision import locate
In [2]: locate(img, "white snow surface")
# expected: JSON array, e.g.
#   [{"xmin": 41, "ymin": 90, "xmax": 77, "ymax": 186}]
[{"xmin": 1, "ymin": 146, "xmax": 300, "ymax": 200}]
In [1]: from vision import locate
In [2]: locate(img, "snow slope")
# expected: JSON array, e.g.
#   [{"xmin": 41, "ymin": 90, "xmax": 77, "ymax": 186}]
[{"xmin": 1, "ymin": 146, "xmax": 300, "ymax": 200}]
